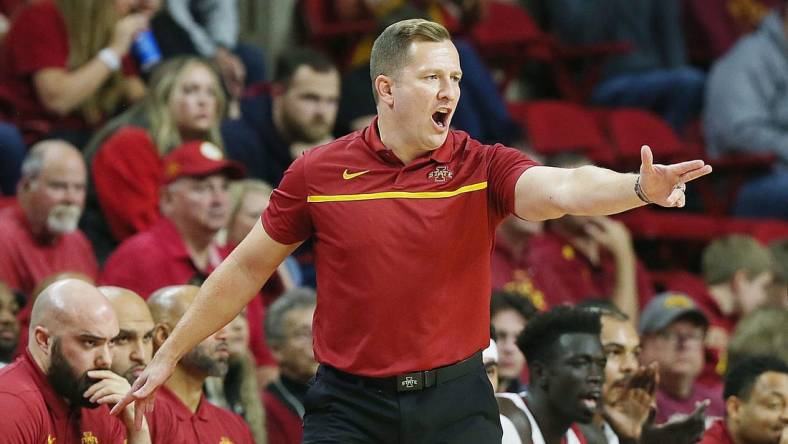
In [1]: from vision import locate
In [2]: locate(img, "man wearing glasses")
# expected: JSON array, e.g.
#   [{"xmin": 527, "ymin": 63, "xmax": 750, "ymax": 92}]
[{"xmin": 638, "ymin": 292, "xmax": 725, "ymax": 424}]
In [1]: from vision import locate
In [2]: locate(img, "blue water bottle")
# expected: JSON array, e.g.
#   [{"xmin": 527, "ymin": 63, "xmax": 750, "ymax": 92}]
[{"xmin": 132, "ymin": 30, "xmax": 162, "ymax": 72}]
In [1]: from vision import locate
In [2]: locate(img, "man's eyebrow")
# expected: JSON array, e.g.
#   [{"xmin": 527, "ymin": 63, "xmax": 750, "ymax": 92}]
[
  {"xmin": 115, "ymin": 329, "xmax": 136, "ymax": 338},
  {"xmin": 77, "ymin": 333, "xmax": 108, "ymax": 341}
]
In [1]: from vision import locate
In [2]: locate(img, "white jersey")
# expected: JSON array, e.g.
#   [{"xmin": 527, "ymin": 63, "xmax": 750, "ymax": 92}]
[
  {"xmin": 497, "ymin": 392, "xmax": 583, "ymax": 444},
  {"xmin": 501, "ymin": 414, "xmax": 523, "ymax": 444}
]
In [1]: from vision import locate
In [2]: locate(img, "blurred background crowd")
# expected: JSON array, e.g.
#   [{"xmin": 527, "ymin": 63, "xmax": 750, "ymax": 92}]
[{"xmin": 0, "ymin": 0, "xmax": 786, "ymax": 443}]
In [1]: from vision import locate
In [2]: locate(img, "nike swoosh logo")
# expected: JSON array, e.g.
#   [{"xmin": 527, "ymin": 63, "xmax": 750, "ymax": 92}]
[{"xmin": 342, "ymin": 169, "xmax": 370, "ymax": 180}]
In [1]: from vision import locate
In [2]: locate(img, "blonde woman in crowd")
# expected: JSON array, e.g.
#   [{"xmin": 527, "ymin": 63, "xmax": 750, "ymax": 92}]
[
  {"xmin": 0, "ymin": 0, "xmax": 157, "ymax": 145},
  {"xmin": 83, "ymin": 56, "xmax": 226, "ymax": 260}
]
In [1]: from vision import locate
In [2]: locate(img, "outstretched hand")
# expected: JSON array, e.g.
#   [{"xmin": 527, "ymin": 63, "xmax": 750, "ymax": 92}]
[
  {"xmin": 638, "ymin": 145, "xmax": 712, "ymax": 208},
  {"xmin": 110, "ymin": 354, "xmax": 176, "ymax": 430}
]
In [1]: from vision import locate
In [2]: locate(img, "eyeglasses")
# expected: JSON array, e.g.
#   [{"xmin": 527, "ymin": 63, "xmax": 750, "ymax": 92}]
[{"xmin": 656, "ymin": 330, "xmax": 704, "ymax": 347}]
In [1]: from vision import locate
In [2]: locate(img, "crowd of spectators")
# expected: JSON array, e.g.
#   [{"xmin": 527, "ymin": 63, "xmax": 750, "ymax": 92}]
[{"xmin": 0, "ymin": 1, "xmax": 786, "ymax": 443}]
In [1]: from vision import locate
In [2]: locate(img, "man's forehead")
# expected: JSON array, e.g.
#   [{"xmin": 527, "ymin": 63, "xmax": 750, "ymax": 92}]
[
  {"xmin": 601, "ymin": 317, "xmax": 639, "ymax": 346},
  {"xmin": 557, "ymin": 333, "xmax": 603, "ymax": 355},
  {"xmin": 406, "ymin": 40, "xmax": 461, "ymax": 70},
  {"xmin": 753, "ymin": 371, "xmax": 788, "ymax": 396},
  {"xmin": 289, "ymin": 66, "xmax": 339, "ymax": 91}
]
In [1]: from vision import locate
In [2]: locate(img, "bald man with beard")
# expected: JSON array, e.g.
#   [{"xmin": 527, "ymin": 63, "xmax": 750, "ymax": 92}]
[
  {"xmin": 0, "ymin": 279, "xmax": 150, "ymax": 443},
  {"xmin": 145, "ymin": 284, "xmax": 255, "ymax": 443},
  {"xmin": 100, "ymin": 286, "xmax": 155, "ymax": 385}
]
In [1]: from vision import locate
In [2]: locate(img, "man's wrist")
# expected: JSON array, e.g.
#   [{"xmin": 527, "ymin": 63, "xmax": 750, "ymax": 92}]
[{"xmin": 634, "ymin": 175, "xmax": 652, "ymax": 204}]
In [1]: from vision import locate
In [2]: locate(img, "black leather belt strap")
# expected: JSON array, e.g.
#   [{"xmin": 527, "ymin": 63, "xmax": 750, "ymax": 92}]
[{"xmin": 325, "ymin": 351, "xmax": 483, "ymax": 393}]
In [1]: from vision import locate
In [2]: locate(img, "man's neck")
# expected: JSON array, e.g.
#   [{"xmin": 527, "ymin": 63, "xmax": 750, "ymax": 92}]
[
  {"xmin": 708, "ymin": 284, "xmax": 735, "ymax": 316},
  {"xmin": 165, "ymin": 366, "xmax": 206, "ymax": 414},
  {"xmin": 377, "ymin": 114, "xmax": 433, "ymax": 165},
  {"xmin": 659, "ymin": 372, "xmax": 695, "ymax": 399},
  {"xmin": 170, "ymin": 219, "xmax": 217, "ymax": 271},
  {"xmin": 527, "ymin": 390, "xmax": 574, "ymax": 444},
  {"xmin": 497, "ymin": 226, "xmax": 531, "ymax": 257}
]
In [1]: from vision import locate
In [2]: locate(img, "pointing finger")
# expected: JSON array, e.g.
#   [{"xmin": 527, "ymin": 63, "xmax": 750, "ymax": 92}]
[{"xmin": 679, "ymin": 164, "xmax": 713, "ymax": 183}]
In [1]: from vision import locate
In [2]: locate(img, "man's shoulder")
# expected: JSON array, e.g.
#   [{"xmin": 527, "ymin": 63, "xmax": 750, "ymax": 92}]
[
  {"xmin": 201, "ymin": 400, "xmax": 254, "ymax": 436},
  {"xmin": 0, "ymin": 361, "xmax": 44, "ymax": 408}
]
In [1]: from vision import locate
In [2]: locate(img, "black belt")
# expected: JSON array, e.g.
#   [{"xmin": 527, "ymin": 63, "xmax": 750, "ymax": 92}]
[{"xmin": 323, "ymin": 351, "xmax": 482, "ymax": 393}]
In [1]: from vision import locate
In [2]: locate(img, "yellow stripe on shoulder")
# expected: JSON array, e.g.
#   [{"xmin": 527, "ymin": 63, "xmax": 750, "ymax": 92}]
[{"xmin": 307, "ymin": 181, "xmax": 488, "ymax": 203}]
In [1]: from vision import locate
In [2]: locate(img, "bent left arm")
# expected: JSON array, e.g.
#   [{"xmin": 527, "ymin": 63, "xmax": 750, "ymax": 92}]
[{"xmin": 514, "ymin": 146, "xmax": 712, "ymax": 220}]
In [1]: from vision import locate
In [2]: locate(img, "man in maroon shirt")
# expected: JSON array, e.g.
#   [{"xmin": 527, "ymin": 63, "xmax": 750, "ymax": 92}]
[
  {"xmin": 638, "ymin": 293, "xmax": 725, "ymax": 424},
  {"xmin": 0, "ymin": 139, "xmax": 98, "ymax": 297},
  {"xmin": 699, "ymin": 356, "xmax": 788, "ymax": 444},
  {"xmin": 0, "ymin": 278, "xmax": 150, "ymax": 443},
  {"xmin": 145, "ymin": 284, "xmax": 255, "ymax": 443},
  {"xmin": 100, "ymin": 286, "xmax": 154, "ymax": 385},
  {"xmin": 119, "ymin": 18, "xmax": 712, "ymax": 442}
]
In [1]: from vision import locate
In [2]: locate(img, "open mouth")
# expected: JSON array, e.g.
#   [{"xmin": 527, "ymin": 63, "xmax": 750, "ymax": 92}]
[
  {"xmin": 431, "ymin": 110, "xmax": 450, "ymax": 129},
  {"xmin": 579, "ymin": 391, "xmax": 602, "ymax": 411}
]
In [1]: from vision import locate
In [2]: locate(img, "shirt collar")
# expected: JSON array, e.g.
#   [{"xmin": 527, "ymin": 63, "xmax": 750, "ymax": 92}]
[
  {"xmin": 22, "ymin": 349, "xmax": 70, "ymax": 419},
  {"xmin": 159, "ymin": 385, "xmax": 212, "ymax": 422},
  {"xmin": 362, "ymin": 116, "xmax": 456, "ymax": 165}
]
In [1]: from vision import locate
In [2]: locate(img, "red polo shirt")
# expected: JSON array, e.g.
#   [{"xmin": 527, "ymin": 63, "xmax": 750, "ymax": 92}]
[
  {"xmin": 525, "ymin": 231, "xmax": 654, "ymax": 308},
  {"xmin": 0, "ymin": 204, "xmax": 99, "ymax": 297},
  {"xmin": 0, "ymin": 350, "xmax": 126, "ymax": 443},
  {"xmin": 491, "ymin": 235, "xmax": 549, "ymax": 310},
  {"xmin": 698, "ymin": 419, "xmax": 734, "ymax": 444},
  {"xmin": 100, "ymin": 218, "xmax": 228, "ymax": 297},
  {"xmin": 263, "ymin": 119, "xmax": 538, "ymax": 376},
  {"xmin": 147, "ymin": 385, "xmax": 254, "ymax": 444},
  {"xmin": 0, "ymin": 204, "xmax": 99, "ymax": 358},
  {"xmin": 100, "ymin": 217, "xmax": 276, "ymax": 366}
]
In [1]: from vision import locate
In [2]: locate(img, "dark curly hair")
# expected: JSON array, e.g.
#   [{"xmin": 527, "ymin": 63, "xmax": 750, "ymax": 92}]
[
  {"xmin": 724, "ymin": 356, "xmax": 788, "ymax": 401},
  {"xmin": 517, "ymin": 306, "xmax": 601, "ymax": 366}
]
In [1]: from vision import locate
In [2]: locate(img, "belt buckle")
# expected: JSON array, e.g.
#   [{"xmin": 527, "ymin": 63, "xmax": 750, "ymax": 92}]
[{"xmin": 396, "ymin": 372, "xmax": 424, "ymax": 392}]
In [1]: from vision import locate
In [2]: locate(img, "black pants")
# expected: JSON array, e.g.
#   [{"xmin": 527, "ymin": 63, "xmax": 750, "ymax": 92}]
[{"xmin": 301, "ymin": 361, "xmax": 502, "ymax": 444}]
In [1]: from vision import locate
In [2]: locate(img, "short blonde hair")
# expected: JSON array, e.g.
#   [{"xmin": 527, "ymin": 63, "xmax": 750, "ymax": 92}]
[
  {"xmin": 228, "ymin": 179, "xmax": 274, "ymax": 229},
  {"xmin": 369, "ymin": 18, "xmax": 451, "ymax": 101}
]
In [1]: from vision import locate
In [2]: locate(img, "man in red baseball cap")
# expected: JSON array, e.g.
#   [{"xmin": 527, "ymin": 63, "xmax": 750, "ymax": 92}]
[{"xmin": 100, "ymin": 140, "xmax": 244, "ymax": 298}]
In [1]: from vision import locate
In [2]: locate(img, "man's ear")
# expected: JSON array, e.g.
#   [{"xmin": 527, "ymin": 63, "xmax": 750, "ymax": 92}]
[
  {"xmin": 731, "ymin": 270, "xmax": 749, "ymax": 293},
  {"xmin": 153, "ymin": 324, "xmax": 171, "ymax": 351},
  {"xmin": 530, "ymin": 361, "xmax": 549, "ymax": 391},
  {"xmin": 374, "ymin": 74, "xmax": 395, "ymax": 107},
  {"xmin": 33, "ymin": 326, "xmax": 51, "ymax": 354},
  {"xmin": 726, "ymin": 396, "xmax": 742, "ymax": 422}
]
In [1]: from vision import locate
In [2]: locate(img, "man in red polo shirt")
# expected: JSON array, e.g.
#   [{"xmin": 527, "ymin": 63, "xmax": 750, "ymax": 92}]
[
  {"xmin": 119, "ymin": 19, "xmax": 713, "ymax": 442},
  {"xmin": 0, "ymin": 278, "xmax": 150, "ymax": 443},
  {"xmin": 699, "ymin": 356, "xmax": 788, "ymax": 444},
  {"xmin": 145, "ymin": 284, "xmax": 255, "ymax": 443}
]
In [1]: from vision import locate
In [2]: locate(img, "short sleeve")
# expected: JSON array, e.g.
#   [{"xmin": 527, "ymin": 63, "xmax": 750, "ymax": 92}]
[
  {"xmin": 487, "ymin": 144, "xmax": 539, "ymax": 217},
  {"xmin": 262, "ymin": 155, "xmax": 313, "ymax": 244},
  {"xmin": 7, "ymin": 3, "xmax": 69, "ymax": 75}
]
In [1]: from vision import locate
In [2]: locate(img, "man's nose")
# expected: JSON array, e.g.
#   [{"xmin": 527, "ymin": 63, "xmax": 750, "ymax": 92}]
[
  {"xmin": 96, "ymin": 344, "xmax": 112, "ymax": 368},
  {"xmin": 130, "ymin": 340, "xmax": 146, "ymax": 363}
]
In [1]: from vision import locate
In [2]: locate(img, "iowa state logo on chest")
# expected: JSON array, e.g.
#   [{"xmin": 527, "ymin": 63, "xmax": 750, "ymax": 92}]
[{"xmin": 428, "ymin": 165, "xmax": 453, "ymax": 183}]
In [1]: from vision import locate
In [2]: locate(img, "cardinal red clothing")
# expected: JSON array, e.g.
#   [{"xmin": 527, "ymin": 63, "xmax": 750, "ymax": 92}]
[
  {"xmin": 491, "ymin": 235, "xmax": 549, "ymax": 310},
  {"xmin": 100, "ymin": 217, "xmax": 276, "ymax": 366},
  {"xmin": 262, "ymin": 377, "xmax": 307, "ymax": 444},
  {"xmin": 655, "ymin": 384, "xmax": 725, "ymax": 424},
  {"xmin": 525, "ymin": 231, "xmax": 654, "ymax": 308},
  {"xmin": 698, "ymin": 419, "xmax": 734, "ymax": 444},
  {"xmin": 0, "ymin": 350, "xmax": 126, "ymax": 443},
  {"xmin": 263, "ymin": 119, "xmax": 538, "ymax": 377},
  {"xmin": 0, "ymin": 204, "xmax": 98, "ymax": 358},
  {"xmin": 0, "ymin": 1, "xmax": 138, "ymax": 140},
  {"xmin": 147, "ymin": 385, "xmax": 254, "ymax": 444},
  {"xmin": 0, "ymin": 204, "xmax": 98, "ymax": 296},
  {"xmin": 91, "ymin": 126, "xmax": 163, "ymax": 242}
]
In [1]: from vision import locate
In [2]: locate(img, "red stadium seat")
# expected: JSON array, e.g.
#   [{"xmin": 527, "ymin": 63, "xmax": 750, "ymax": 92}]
[
  {"xmin": 470, "ymin": 1, "xmax": 630, "ymax": 101},
  {"xmin": 604, "ymin": 109, "xmax": 684, "ymax": 170},
  {"xmin": 508, "ymin": 100, "xmax": 616, "ymax": 165}
]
